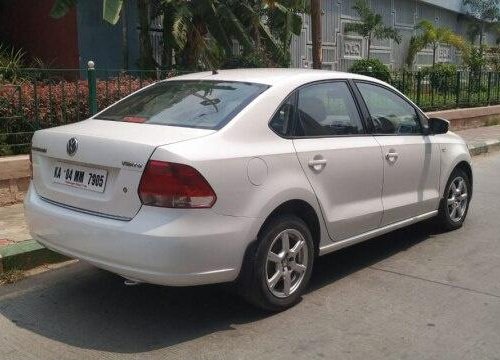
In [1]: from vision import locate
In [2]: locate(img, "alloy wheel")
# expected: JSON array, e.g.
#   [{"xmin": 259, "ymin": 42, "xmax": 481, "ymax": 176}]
[
  {"xmin": 447, "ymin": 176, "xmax": 468, "ymax": 222},
  {"xmin": 265, "ymin": 229, "xmax": 309, "ymax": 298}
]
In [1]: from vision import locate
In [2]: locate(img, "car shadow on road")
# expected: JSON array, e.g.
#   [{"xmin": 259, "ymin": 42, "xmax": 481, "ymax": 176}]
[{"xmin": 0, "ymin": 220, "xmax": 441, "ymax": 354}]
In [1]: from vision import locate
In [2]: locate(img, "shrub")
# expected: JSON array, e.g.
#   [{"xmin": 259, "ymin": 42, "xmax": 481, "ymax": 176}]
[
  {"xmin": 0, "ymin": 44, "xmax": 25, "ymax": 83},
  {"xmin": 465, "ymin": 46, "xmax": 486, "ymax": 74},
  {"xmin": 390, "ymin": 70, "xmax": 414, "ymax": 94},
  {"xmin": 487, "ymin": 46, "xmax": 500, "ymax": 72},
  {"xmin": 421, "ymin": 63, "xmax": 457, "ymax": 93},
  {"xmin": 222, "ymin": 50, "xmax": 276, "ymax": 69},
  {"xmin": 0, "ymin": 75, "xmax": 158, "ymax": 155},
  {"xmin": 349, "ymin": 59, "xmax": 391, "ymax": 82}
]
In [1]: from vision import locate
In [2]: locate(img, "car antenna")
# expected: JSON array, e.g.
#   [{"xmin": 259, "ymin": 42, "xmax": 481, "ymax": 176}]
[{"xmin": 212, "ymin": 69, "xmax": 218, "ymax": 75}]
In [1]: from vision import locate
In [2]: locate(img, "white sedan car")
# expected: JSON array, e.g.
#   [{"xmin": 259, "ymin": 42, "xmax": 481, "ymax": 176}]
[{"xmin": 25, "ymin": 69, "xmax": 472, "ymax": 311}]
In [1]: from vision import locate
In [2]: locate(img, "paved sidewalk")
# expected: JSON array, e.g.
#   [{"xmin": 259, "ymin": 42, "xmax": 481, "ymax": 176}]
[
  {"xmin": 0, "ymin": 125, "xmax": 500, "ymax": 272},
  {"xmin": 457, "ymin": 124, "xmax": 500, "ymax": 155},
  {"xmin": 0, "ymin": 204, "xmax": 30, "ymax": 246}
]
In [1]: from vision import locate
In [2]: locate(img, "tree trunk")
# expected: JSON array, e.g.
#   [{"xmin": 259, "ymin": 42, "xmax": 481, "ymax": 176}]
[
  {"xmin": 137, "ymin": 0, "xmax": 155, "ymax": 70},
  {"xmin": 121, "ymin": 3, "xmax": 129, "ymax": 70},
  {"xmin": 182, "ymin": 19, "xmax": 207, "ymax": 69},
  {"xmin": 253, "ymin": 2, "xmax": 261, "ymax": 51},
  {"xmin": 253, "ymin": 22, "xmax": 261, "ymax": 50},
  {"xmin": 367, "ymin": 36, "xmax": 371, "ymax": 60},
  {"xmin": 161, "ymin": 4, "xmax": 173, "ymax": 69},
  {"xmin": 479, "ymin": 23, "xmax": 484, "ymax": 47},
  {"xmin": 311, "ymin": 0, "xmax": 322, "ymax": 69},
  {"xmin": 432, "ymin": 44, "xmax": 436, "ymax": 66}
]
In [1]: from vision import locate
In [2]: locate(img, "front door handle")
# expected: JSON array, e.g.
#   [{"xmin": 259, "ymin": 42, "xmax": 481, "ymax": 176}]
[
  {"xmin": 308, "ymin": 158, "xmax": 327, "ymax": 171},
  {"xmin": 385, "ymin": 151, "xmax": 399, "ymax": 162}
]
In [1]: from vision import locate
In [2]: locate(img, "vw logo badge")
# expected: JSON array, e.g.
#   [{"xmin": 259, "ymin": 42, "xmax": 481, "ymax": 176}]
[{"xmin": 67, "ymin": 137, "xmax": 78, "ymax": 156}]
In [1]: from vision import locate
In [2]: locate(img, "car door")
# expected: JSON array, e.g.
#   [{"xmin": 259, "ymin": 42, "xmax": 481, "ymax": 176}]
[
  {"xmin": 354, "ymin": 81, "xmax": 441, "ymax": 226},
  {"xmin": 291, "ymin": 81, "xmax": 384, "ymax": 241}
]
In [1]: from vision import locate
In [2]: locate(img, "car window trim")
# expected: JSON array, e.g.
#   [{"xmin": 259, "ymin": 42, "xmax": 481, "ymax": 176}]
[
  {"xmin": 268, "ymin": 79, "xmax": 372, "ymax": 139},
  {"xmin": 288, "ymin": 79, "xmax": 370, "ymax": 139},
  {"xmin": 268, "ymin": 91, "xmax": 298, "ymax": 138},
  {"xmin": 352, "ymin": 80, "xmax": 429, "ymax": 136}
]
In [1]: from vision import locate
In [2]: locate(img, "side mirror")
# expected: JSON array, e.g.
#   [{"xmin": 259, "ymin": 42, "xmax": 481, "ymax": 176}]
[{"xmin": 428, "ymin": 117, "xmax": 449, "ymax": 134}]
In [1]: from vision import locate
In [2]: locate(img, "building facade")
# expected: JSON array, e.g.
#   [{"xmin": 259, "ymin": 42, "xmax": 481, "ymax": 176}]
[{"xmin": 290, "ymin": 0, "xmax": 498, "ymax": 71}]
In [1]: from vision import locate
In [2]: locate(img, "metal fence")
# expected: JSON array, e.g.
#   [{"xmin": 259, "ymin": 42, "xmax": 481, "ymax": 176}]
[
  {"xmin": 0, "ymin": 63, "xmax": 185, "ymax": 155},
  {"xmin": 2, "ymin": 65, "xmax": 500, "ymax": 156},
  {"xmin": 389, "ymin": 70, "xmax": 500, "ymax": 111}
]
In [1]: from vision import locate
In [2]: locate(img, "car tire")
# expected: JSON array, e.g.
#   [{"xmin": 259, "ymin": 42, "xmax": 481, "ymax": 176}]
[
  {"xmin": 435, "ymin": 168, "xmax": 471, "ymax": 231},
  {"xmin": 238, "ymin": 214, "xmax": 315, "ymax": 312}
]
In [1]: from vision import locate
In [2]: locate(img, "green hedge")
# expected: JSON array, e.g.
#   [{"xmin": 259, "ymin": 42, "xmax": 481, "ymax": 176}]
[{"xmin": 349, "ymin": 59, "xmax": 391, "ymax": 82}]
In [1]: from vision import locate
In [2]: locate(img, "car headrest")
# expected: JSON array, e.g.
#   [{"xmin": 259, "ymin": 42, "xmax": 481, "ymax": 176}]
[{"xmin": 300, "ymin": 97, "xmax": 326, "ymax": 123}]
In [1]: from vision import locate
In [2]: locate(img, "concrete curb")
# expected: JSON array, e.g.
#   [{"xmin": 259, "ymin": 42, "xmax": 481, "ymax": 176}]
[
  {"xmin": 0, "ymin": 239, "xmax": 69, "ymax": 273},
  {"xmin": 0, "ymin": 139, "xmax": 500, "ymax": 275},
  {"xmin": 467, "ymin": 139, "xmax": 500, "ymax": 156}
]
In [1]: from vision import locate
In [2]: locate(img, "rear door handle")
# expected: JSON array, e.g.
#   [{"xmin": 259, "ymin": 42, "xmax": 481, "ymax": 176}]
[
  {"xmin": 308, "ymin": 158, "xmax": 327, "ymax": 171},
  {"xmin": 385, "ymin": 151, "xmax": 399, "ymax": 162}
]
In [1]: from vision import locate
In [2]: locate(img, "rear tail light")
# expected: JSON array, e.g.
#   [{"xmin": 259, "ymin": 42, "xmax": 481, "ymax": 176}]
[{"xmin": 138, "ymin": 160, "xmax": 216, "ymax": 208}]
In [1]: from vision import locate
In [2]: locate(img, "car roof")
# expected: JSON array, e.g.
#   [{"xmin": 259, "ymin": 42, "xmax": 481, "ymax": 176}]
[{"xmin": 169, "ymin": 68, "xmax": 385, "ymax": 87}]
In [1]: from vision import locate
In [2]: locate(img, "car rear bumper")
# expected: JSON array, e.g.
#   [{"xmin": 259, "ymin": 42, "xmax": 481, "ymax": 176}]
[{"xmin": 24, "ymin": 183, "xmax": 257, "ymax": 286}]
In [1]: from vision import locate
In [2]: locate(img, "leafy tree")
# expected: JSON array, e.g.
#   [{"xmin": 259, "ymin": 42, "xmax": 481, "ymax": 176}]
[
  {"xmin": 344, "ymin": 0, "xmax": 401, "ymax": 60},
  {"xmin": 462, "ymin": 0, "xmax": 500, "ymax": 46},
  {"xmin": 50, "ymin": 0, "xmax": 124, "ymax": 24},
  {"xmin": 406, "ymin": 20, "xmax": 468, "ymax": 67}
]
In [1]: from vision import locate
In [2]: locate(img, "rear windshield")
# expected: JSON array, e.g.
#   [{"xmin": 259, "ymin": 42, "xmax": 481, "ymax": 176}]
[{"xmin": 96, "ymin": 80, "xmax": 269, "ymax": 130}]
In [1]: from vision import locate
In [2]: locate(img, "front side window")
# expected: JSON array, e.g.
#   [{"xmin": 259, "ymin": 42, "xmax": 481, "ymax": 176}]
[
  {"xmin": 356, "ymin": 82, "xmax": 422, "ymax": 135},
  {"xmin": 294, "ymin": 82, "xmax": 364, "ymax": 137},
  {"xmin": 97, "ymin": 80, "xmax": 268, "ymax": 130}
]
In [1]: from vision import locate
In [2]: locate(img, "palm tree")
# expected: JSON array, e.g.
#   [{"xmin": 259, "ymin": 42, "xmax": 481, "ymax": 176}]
[
  {"xmin": 344, "ymin": 0, "xmax": 401, "ymax": 60},
  {"xmin": 310, "ymin": 0, "xmax": 322, "ymax": 69},
  {"xmin": 51, "ymin": 0, "xmax": 306, "ymax": 69},
  {"xmin": 240, "ymin": 0, "xmax": 307, "ymax": 66},
  {"xmin": 163, "ymin": 0, "xmax": 306, "ymax": 69},
  {"xmin": 161, "ymin": 0, "xmax": 255, "ymax": 69},
  {"xmin": 406, "ymin": 20, "xmax": 468, "ymax": 67},
  {"xmin": 269, "ymin": 0, "xmax": 308, "ymax": 66}
]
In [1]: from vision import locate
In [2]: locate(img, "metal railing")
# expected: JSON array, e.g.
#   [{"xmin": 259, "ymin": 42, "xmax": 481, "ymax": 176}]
[
  {"xmin": 0, "ymin": 62, "xmax": 185, "ymax": 155},
  {"xmin": 388, "ymin": 70, "xmax": 500, "ymax": 111},
  {"xmin": 2, "ymin": 63, "xmax": 500, "ymax": 155}
]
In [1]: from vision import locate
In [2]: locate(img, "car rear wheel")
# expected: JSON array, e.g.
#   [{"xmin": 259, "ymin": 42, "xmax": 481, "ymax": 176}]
[
  {"xmin": 239, "ymin": 214, "xmax": 314, "ymax": 311},
  {"xmin": 436, "ymin": 168, "xmax": 471, "ymax": 231}
]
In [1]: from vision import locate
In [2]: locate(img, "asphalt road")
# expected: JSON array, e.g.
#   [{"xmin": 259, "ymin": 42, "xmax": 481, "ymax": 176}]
[{"xmin": 1, "ymin": 152, "xmax": 500, "ymax": 360}]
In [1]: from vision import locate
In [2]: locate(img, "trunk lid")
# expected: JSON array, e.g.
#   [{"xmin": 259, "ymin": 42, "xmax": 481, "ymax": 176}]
[{"xmin": 31, "ymin": 119, "xmax": 214, "ymax": 219}]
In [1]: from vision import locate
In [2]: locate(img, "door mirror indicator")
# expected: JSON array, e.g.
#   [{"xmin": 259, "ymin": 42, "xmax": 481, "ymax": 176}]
[{"xmin": 428, "ymin": 117, "xmax": 449, "ymax": 135}]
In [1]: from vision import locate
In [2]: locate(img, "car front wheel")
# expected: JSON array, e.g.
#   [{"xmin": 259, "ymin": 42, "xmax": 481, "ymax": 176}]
[
  {"xmin": 436, "ymin": 168, "xmax": 471, "ymax": 231},
  {"xmin": 239, "ymin": 214, "xmax": 314, "ymax": 311}
]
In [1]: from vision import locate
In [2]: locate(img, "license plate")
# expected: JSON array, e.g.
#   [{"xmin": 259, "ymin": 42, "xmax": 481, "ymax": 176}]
[{"xmin": 53, "ymin": 162, "xmax": 108, "ymax": 193}]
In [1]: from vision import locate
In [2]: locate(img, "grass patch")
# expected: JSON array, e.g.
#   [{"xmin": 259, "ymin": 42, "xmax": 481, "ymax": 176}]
[{"xmin": 0, "ymin": 269, "xmax": 24, "ymax": 285}]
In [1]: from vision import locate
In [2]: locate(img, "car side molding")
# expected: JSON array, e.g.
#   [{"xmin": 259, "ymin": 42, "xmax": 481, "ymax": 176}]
[{"xmin": 319, "ymin": 210, "xmax": 438, "ymax": 256}]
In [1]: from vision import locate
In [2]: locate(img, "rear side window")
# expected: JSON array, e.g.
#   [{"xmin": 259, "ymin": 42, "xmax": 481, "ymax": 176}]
[
  {"xmin": 269, "ymin": 94, "xmax": 295, "ymax": 136},
  {"xmin": 356, "ymin": 82, "xmax": 422, "ymax": 135},
  {"xmin": 294, "ymin": 82, "xmax": 364, "ymax": 137},
  {"xmin": 97, "ymin": 80, "xmax": 268, "ymax": 130}
]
